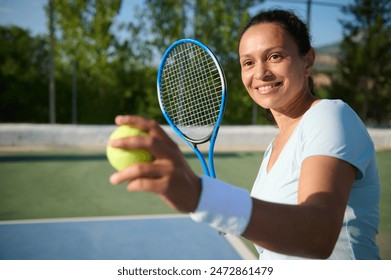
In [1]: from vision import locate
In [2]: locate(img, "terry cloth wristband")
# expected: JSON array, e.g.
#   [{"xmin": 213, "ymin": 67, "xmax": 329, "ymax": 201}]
[{"xmin": 190, "ymin": 175, "xmax": 252, "ymax": 236}]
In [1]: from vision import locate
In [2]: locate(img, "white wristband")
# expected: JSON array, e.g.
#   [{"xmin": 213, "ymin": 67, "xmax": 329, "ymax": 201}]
[{"xmin": 190, "ymin": 175, "xmax": 252, "ymax": 236}]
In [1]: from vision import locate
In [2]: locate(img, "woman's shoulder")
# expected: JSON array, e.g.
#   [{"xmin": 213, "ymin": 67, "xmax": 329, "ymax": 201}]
[
  {"xmin": 298, "ymin": 100, "xmax": 375, "ymax": 180},
  {"xmin": 298, "ymin": 98, "xmax": 372, "ymax": 149},
  {"xmin": 307, "ymin": 99, "xmax": 353, "ymax": 115},
  {"xmin": 302, "ymin": 99, "xmax": 362, "ymax": 126}
]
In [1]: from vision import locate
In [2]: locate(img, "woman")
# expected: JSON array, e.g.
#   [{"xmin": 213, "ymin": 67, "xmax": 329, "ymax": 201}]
[{"xmin": 108, "ymin": 9, "xmax": 380, "ymax": 259}]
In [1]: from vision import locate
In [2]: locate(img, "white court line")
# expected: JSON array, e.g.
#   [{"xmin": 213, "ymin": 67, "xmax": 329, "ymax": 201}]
[
  {"xmin": 225, "ymin": 234, "xmax": 258, "ymax": 260},
  {"xmin": 0, "ymin": 214, "xmax": 188, "ymax": 225}
]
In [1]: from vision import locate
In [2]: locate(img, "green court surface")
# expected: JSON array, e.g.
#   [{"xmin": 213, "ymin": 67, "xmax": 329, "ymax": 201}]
[{"xmin": 0, "ymin": 150, "xmax": 390, "ymax": 259}]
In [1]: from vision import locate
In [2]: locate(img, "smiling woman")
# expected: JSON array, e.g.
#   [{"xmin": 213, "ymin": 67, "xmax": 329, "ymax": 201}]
[
  {"xmin": 238, "ymin": 10, "xmax": 316, "ymax": 123},
  {"xmin": 239, "ymin": 23, "xmax": 315, "ymax": 116},
  {"xmin": 235, "ymin": 10, "xmax": 380, "ymax": 260},
  {"xmin": 107, "ymin": 9, "xmax": 381, "ymax": 260}
]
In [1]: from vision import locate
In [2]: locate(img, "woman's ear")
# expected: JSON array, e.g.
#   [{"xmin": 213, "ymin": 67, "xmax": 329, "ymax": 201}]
[{"xmin": 305, "ymin": 48, "xmax": 316, "ymax": 77}]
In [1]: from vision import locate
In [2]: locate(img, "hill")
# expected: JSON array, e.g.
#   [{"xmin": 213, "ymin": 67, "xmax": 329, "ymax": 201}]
[{"xmin": 314, "ymin": 42, "xmax": 340, "ymax": 72}]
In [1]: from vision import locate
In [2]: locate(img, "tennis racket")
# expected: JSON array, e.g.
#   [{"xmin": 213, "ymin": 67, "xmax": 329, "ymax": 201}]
[{"xmin": 157, "ymin": 38, "xmax": 227, "ymax": 179}]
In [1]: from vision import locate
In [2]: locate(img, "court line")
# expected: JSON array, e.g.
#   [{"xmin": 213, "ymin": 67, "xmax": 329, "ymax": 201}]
[
  {"xmin": 225, "ymin": 234, "xmax": 257, "ymax": 260},
  {"xmin": 0, "ymin": 214, "xmax": 188, "ymax": 225}
]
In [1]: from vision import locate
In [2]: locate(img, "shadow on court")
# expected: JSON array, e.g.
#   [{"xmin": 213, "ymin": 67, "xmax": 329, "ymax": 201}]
[
  {"xmin": 0, "ymin": 215, "xmax": 256, "ymax": 260},
  {"xmin": 0, "ymin": 154, "xmax": 107, "ymax": 162},
  {"xmin": 0, "ymin": 152, "xmax": 256, "ymax": 163}
]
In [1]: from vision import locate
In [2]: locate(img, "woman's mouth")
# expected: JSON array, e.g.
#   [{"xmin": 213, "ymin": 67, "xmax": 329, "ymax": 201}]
[{"xmin": 256, "ymin": 82, "xmax": 283, "ymax": 94}]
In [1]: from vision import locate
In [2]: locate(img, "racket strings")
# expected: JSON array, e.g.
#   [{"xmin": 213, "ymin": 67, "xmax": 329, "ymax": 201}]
[
  {"xmin": 163, "ymin": 46, "xmax": 221, "ymax": 118},
  {"xmin": 160, "ymin": 43, "xmax": 223, "ymax": 141}
]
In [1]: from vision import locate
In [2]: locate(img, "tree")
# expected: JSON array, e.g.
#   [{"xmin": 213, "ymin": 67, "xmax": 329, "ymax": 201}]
[
  {"xmin": 0, "ymin": 26, "xmax": 49, "ymax": 122},
  {"xmin": 49, "ymin": 0, "xmax": 166, "ymax": 124},
  {"xmin": 329, "ymin": 0, "xmax": 391, "ymax": 125},
  {"xmin": 50, "ymin": 0, "xmax": 123, "ymax": 123}
]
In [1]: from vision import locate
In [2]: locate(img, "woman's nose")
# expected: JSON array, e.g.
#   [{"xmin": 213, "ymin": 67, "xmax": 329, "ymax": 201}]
[{"xmin": 254, "ymin": 62, "xmax": 272, "ymax": 80}]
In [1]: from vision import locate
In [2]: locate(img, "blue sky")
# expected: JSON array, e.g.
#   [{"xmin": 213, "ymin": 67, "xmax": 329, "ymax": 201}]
[{"xmin": 0, "ymin": 0, "xmax": 354, "ymax": 47}]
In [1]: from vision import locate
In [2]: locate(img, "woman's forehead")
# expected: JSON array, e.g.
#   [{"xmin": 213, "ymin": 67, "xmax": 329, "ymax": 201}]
[{"xmin": 239, "ymin": 23, "xmax": 297, "ymax": 54}]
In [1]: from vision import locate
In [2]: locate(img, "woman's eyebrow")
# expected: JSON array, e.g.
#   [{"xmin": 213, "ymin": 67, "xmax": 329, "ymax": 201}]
[{"xmin": 239, "ymin": 46, "xmax": 289, "ymax": 59}]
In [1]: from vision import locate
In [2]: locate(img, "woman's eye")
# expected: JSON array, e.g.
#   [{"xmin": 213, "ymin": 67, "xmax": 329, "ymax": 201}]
[
  {"xmin": 242, "ymin": 61, "xmax": 253, "ymax": 67},
  {"xmin": 269, "ymin": 54, "xmax": 283, "ymax": 61}
]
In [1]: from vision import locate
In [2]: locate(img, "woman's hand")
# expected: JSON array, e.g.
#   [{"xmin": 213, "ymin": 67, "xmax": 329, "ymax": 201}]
[{"xmin": 108, "ymin": 115, "xmax": 201, "ymax": 213}]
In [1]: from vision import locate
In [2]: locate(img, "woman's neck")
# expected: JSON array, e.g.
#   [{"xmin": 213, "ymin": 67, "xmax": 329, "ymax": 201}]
[{"xmin": 271, "ymin": 91, "xmax": 318, "ymax": 133}]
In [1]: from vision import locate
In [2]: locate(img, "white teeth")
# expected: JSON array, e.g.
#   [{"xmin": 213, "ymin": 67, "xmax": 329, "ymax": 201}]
[
  {"xmin": 257, "ymin": 85, "xmax": 273, "ymax": 93},
  {"xmin": 256, "ymin": 83, "xmax": 281, "ymax": 93}
]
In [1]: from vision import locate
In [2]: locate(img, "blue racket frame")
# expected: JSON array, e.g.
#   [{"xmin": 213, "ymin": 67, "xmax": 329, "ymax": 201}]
[{"xmin": 157, "ymin": 38, "xmax": 227, "ymax": 178}]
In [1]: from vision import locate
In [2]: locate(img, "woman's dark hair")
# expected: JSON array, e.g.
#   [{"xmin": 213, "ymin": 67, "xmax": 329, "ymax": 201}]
[
  {"xmin": 239, "ymin": 9, "xmax": 315, "ymax": 122},
  {"xmin": 240, "ymin": 9, "xmax": 312, "ymax": 56}
]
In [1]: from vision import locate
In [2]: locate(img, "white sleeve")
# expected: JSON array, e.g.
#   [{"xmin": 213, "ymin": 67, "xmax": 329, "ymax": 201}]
[{"xmin": 301, "ymin": 100, "xmax": 374, "ymax": 179}]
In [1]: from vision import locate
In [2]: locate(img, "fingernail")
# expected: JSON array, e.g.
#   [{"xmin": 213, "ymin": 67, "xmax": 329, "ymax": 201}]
[
  {"xmin": 108, "ymin": 139, "xmax": 119, "ymax": 147},
  {"xmin": 110, "ymin": 174, "xmax": 118, "ymax": 185},
  {"xmin": 115, "ymin": 115, "xmax": 125, "ymax": 124}
]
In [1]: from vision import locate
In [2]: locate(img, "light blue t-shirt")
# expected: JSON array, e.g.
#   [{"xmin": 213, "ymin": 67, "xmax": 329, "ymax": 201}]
[{"xmin": 251, "ymin": 99, "xmax": 380, "ymax": 259}]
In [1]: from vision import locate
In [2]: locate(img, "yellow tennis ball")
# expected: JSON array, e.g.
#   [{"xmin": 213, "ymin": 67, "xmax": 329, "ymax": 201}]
[{"xmin": 106, "ymin": 125, "xmax": 153, "ymax": 171}]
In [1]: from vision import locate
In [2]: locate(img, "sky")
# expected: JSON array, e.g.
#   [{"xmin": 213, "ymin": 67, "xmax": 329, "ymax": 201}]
[{"xmin": 0, "ymin": 0, "xmax": 354, "ymax": 47}]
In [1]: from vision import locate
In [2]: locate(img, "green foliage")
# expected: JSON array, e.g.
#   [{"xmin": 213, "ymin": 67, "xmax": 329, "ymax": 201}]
[
  {"xmin": 328, "ymin": 0, "xmax": 391, "ymax": 125},
  {"xmin": 0, "ymin": 27, "xmax": 49, "ymax": 122},
  {"xmin": 52, "ymin": 0, "xmax": 122, "ymax": 123},
  {"xmin": 145, "ymin": 0, "xmax": 185, "ymax": 52},
  {"xmin": 40, "ymin": 0, "xmax": 164, "ymax": 123}
]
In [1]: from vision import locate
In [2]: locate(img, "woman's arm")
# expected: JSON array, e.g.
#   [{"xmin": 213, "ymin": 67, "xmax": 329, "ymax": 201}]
[
  {"xmin": 242, "ymin": 155, "xmax": 355, "ymax": 258},
  {"xmin": 109, "ymin": 115, "xmax": 356, "ymax": 259}
]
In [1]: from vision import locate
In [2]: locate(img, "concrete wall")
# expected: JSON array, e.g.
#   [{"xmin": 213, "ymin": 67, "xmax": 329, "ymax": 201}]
[{"xmin": 0, "ymin": 124, "xmax": 390, "ymax": 151}]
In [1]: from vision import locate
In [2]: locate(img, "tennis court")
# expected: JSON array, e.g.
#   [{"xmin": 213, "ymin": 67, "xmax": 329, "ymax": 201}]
[
  {"xmin": 0, "ymin": 150, "xmax": 390, "ymax": 259},
  {"xmin": 0, "ymin": 215, "xmax": 255, "ymax": 260}
]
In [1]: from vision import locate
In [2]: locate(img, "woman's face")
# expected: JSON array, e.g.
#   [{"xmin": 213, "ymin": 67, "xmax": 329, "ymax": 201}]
[{"xmin": 239, "ymin": 22, "xmax": 313, "ymax": 113}]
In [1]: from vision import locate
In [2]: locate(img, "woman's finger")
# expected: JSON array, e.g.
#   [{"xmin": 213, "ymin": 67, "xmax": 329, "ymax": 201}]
[
  {"xmin": 114, "ymin": 115, "xmax": 174, "ymax": 144},
  {"xmin": 108, "ymin": 132, "xmax": 180, "ymax": 160},
  {"xmin": 109, "ymin": 161, "xmax": 162, "ymax": 185}
]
